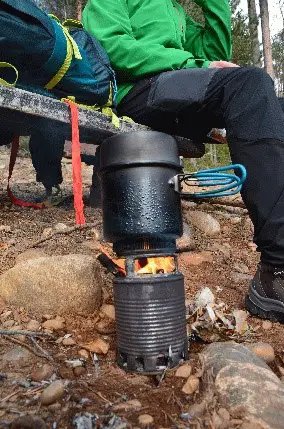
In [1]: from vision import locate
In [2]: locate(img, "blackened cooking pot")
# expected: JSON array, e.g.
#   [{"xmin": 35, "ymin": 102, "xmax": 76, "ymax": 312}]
[{"xmin": 99, "ymin": 131, "xmax": 183, "ymax": 255}]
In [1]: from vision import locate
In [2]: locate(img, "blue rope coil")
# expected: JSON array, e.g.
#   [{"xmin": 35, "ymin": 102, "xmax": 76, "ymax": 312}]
[{"xmin": 182, "ymin": 164, "xmax": 247, "ymax": 199}]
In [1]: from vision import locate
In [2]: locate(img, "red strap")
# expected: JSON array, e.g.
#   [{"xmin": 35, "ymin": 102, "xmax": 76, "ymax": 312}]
[
  {"xmin": 64, "ymin": 100, "xmax": 85, "ymax": 225},
  {"xmin": 7, "ymin": 136, "xmax": 44, "ymax": 209},
  {"xmin": 7, "ymin": 103, "xmax": 85, "ymax": 225}
]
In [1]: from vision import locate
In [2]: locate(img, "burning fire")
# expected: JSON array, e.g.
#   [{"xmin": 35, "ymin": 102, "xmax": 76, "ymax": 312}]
[{"xmin": 136, "ymin": 256, "xmax": 175, "ymax": 275}]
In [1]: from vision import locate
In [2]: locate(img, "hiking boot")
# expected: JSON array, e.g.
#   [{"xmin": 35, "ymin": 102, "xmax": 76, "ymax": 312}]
[
  {"xmin": 36, "ymin": 185, "xmax": 63, "ymax": 207},
  {"xmin": 245, "ymin": 262, "xmax": 284, "ymax": 323}
]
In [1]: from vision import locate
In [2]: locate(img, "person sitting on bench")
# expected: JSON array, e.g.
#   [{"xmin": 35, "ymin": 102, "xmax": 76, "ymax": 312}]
[{"xmin": 83, "ymin": 0, "xmax": 284, "ymax": 323}]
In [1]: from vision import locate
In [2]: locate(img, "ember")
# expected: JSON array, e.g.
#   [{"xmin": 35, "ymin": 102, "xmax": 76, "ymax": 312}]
[{"xmin": 136, "ymin": 256, "xmax": 175, "ymax": 275}]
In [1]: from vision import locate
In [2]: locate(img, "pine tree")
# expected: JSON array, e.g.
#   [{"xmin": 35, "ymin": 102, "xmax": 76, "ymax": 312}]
[
  {"xmin": 259, "ymin": 0, "xmax": 274, "ymax": 77},
  {"xmin": 247, "ymin": 0, "xmax": 261, "ymax": 66}
]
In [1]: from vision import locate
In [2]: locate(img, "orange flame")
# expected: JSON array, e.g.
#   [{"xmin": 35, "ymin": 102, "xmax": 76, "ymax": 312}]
[{"xmin": 136, "ymin": 256, "xmax": 175, "ymax": 275}]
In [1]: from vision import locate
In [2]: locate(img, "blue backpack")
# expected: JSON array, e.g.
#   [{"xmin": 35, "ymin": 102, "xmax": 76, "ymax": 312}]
[{"xmin": 0, "ymin": 0, "xmax": 117, "ymax": 107}]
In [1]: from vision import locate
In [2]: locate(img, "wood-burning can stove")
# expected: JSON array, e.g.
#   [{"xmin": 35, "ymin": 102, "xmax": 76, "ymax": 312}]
[{"xmin": 99, "ymin": 131, "xmax": 188, "ymax": 374}]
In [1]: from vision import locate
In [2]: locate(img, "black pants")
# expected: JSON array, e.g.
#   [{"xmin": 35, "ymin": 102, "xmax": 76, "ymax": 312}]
[
  {"xmin": 29, "ymin": 128, "xmax": 64, "ymax": 189},
  {"xmin": 118, "ymin": 67, "xmax": 284, "ymax": 267}
]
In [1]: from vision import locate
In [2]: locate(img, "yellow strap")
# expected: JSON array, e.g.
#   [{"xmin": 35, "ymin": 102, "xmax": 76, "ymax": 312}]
[
  {"xmin": 62, "ymin": 19, "xmax": 83, "ymax": 28},
  {"xmin": 0, "ymin": 62, "xmax": 18, "ymax": 87},
  {"xmin": 121, "ymin": 116, "xmax": 134, "ymax": 123},
  {"xmin": 45, "ymin": 20, "xmax": 82, "ymax": 90},
  {"xmin": 102, "ymin": 107, "xmax": 120, "ymax": 128},
  {"xmin": 62, "ymin": 97, "xmax": 121, "ymax": 129}
]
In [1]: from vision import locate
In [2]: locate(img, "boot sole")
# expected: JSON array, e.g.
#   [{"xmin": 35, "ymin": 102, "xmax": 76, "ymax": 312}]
[{"xmin": 245, "ymin": 282, "xmax": 284, "ymax": 323}]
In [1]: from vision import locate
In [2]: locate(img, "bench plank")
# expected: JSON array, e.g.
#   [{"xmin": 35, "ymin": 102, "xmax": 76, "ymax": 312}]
[{"xmin": 0, "ymin": 85, "xmax": 205, "ymax": 158}]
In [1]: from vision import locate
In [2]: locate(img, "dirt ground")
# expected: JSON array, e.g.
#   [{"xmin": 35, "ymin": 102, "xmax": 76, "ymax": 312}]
[{"xmin": 0, "ymin": 147, "xmax": 284, "ymax": 429}]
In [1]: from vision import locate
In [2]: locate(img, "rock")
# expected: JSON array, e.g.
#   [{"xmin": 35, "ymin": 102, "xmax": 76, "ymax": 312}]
[
  {"xmin": 100, "ymin": 304, "xmax": 115, "ymax": 321},
  {"xmin": 240, "ymin": 423, "xmax": 261, "ymax": 429},
  {"xmin": 230, "ymin": 217, "xmax": 242, "ymax": 225},
  {"xmin": 231, "ymin": 272, "xmax": 252, "ymax": 283},
  {"xmin": 42, "ymin": 228, "xmax": 53, "ymax": 238},
  {"xmin": 2, "ymin": 347, "xmax": 31, "ymax": 363},
  {"xmin": 212, "ymin": 411, "xmax": 223, "ymax": 429},
  {"xmin": 1, "ymin": 310, "xmax": 12, "ymax": 320},
  {"xmin": 233, "ymin": 263, "xmax": 249, "ymax": 275},
  {"xmin": 78, "ymin": 349, "xmax": 89, "ymax": 360},
  {"xmin": 54, "ymin": 223, "xmax": 68, "ymax": 231},
  {"xmin": 10, "ymin": 416, "xmax": 46, "ymax": 429},
  {"xmin": 181, "ymin": 375, "xmax": 199, "ymax": 395},
  {"xmin": 26, "ymin": 319, "xmax": 41, "ymax": 331},
  {"xmin": 0, "ymin": 254, "xmax": 103, "ymax": 315},
  {"xmin": 73, "ymin": 367, "xmax": 86, "ymax": 377},
  {"xmin": 41, "ymin": 381, "xmax": 65, "ymax": 405},
  {"xmin": 59, "ymin": 367, "xmax": 75, "ymax": 380},
  {"xmin": 186, "ymin": 401, "xmax": 207, "ymax": 418},
  {"xmin": 180, "ymin": 251, "xmax": 213, "ymax": 266},
  {"xmin": 95, "ymin": 319, "xmax": 116, "ymax": 335},
  {"xmin": 42, "ymin": 319, "xmax": 65, "ymax": 331},
  {"xmin": 218, "ymin": 408, "xmax": 230, "ymax": 423},
  {"xmin": 245, "ymin": 343, "xmax": 275, "ymax": 363},
  {"xmin": 0, "ymin": 296, "xmax": 6, "ymax": 314},
  {"xmin": 262, "ymin": 321, "xmax": 273, "ymax": 331},
  {"xmin": 42, "ymin": 315, "xmax": 53, "ymax": 321},
  {"xmin": 185, "ymin": 210, "xmax": 221, "ymax": 237},
  {"xmin": 231, "ymin": 420, "xmax": 244, "ymax": 426},
  {"xmin": 202, "ymin": 342, "xmax": 284, "ymax": 429},
  {"xmin": 0, "ymin": 225, "xmax": 11, "ymax": 233},
  {"xmin": 82, "ymin": 338, "xmax": 109, "ymax": 355},
  {"xmin": 211, "ymin": 242, "xmax": 231, "ymax": 260},
  {"xmin": 176, "ymin": 222, "xmax": 195, "ymax": 252},
  {"xmin": 175, "ymin": 363, "xmax": 192, "ymax": 378},
  {"xmin": 138, "ymin": 414, "xmax": 154, "ymax": 426},
  {"xmin": 15, "ymin": 249, "xmax": 47, "ymax": 265},
  {"xmin": 113, "ymin": 399, "xmax": 142, "ymax": 411},
  {"xmin": 48, "ymin": 403, "xmax": 61, "ymax": 412},
  {"xmin": 62, "ymin": 337, "xmax": 76, "ymax": 346},
  {"xmin": 17, "ymin": 335, "xmax": 26, "ymax": 342},
  {"xmin": 31, "ymin": 364, "xmax": 54, "ymax": 382},
  {"xmin": 3, "ymin": 319, "xmax": 14, "ymax": 328}
]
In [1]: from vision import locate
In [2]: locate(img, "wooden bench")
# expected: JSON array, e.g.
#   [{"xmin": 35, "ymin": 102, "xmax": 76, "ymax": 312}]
[
  {"xmin": 0, "ymin": 85, "xmax": 206, "ymax": 158},
  {"xmin": 0, "ymin": 85, "xmax": 209, "ymax": 204}
]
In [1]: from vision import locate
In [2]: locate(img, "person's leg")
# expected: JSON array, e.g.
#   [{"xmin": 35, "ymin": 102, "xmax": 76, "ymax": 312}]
[
  {"xmin": 278, "ymin": 97, "xmax": 284, "ymax": 113},
  {"xmin": 119, "ymin": 67, "xmax": 284, "ymax": 322},
  {"xmin": 202, "ymin": 67, "xmax": 284, "ymax": 321},
  {"xmin": 29, "ymin": 130, "xmax": 64, "ymax": 201}
]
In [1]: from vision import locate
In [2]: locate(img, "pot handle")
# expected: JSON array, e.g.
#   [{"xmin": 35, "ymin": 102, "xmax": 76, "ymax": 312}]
[{"xmin": 169, "ymin": 164, "xmax": 247, "ymax": 199}]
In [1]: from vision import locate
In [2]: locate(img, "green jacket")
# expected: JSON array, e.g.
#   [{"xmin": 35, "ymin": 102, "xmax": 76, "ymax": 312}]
[{"xmin": 82, "ymin": 0, "xmax": 232, "ymax": 104}]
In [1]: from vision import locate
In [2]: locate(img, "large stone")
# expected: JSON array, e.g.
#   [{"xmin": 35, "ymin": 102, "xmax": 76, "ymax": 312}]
[
  {"xmin": 15, "ymin": 249, "xmax": 47, "ymax": 265},
  {"xmin": 0, "ymin": 254, "xmax": 102, "ymax": 315},
  {"xmin": 202, "ymin": 342, "xmax": 284, "ymax": 429},
  {"xmin": 185, "ymin": 210, "xmax": 221, "ymax": 237}
]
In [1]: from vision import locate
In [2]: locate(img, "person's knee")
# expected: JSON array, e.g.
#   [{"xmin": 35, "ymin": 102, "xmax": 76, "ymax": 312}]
[{"xmin": 239, "ymin": 66, "xmax": 274, "ymax": 88}]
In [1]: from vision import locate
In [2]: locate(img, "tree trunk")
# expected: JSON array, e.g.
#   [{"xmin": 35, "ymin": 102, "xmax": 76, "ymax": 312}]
[
  {"xmin": 247, "ymin": 0, "xmax": 261, "ymax": 66},
  {"xmin": 259, "ymin": 0, "xmax": 274, "ymax": 78},
  {"xmin": 76, "ymin": 0, "xmax": 82, "ymax": 21}
]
